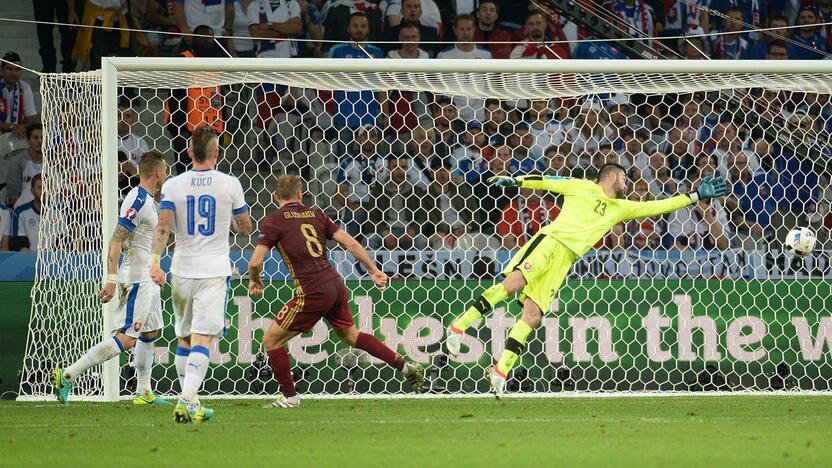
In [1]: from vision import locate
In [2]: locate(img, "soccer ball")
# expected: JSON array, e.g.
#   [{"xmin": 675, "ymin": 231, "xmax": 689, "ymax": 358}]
[{"xmin": 784, "ymin": 227, "xmax": 817, "ymax": 258}]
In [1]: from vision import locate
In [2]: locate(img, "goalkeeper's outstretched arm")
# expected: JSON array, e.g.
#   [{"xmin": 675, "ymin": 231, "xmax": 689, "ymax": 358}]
[
  {"xmin": 488, "ymin": 174, "xmax": 585, "ymax": 194},
  {"xmin": 619, "ymin": 175, "xmax": 730, "ymax": 221}
]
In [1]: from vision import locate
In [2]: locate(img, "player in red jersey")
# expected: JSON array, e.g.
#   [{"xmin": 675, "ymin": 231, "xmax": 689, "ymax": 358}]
[{"xmin": 248, "ymin": 175, "xmax": 424, "ymax": 407}]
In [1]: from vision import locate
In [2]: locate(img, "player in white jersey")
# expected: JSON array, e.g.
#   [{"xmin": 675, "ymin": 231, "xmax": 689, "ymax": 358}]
[
  {"xmin": 52, "ymin": 151, "xmax": 169, "ymax": 405},
  {"xmin": 149, "ymin": 125, "xmax": 252, "ymax": 424}
]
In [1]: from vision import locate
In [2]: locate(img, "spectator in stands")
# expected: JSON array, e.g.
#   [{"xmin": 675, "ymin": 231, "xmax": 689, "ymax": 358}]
[
  {"xmin": 510, "ymin": 10, "xmax": 570, "ymax": 59},
  {"xmin": 336, "ymin": 124, "xmax": 384, "ymax": 238},
  {"xmin": 610, "ymin": 179, "xmax": 663, "ymax": 250},
  {"xmin": 710, "ymin": 0, "xmax": 765, "ymax": 34},
  {"xmin": 497, "ymin": 187, "xmax": 559, "ymax": 250},
  {"xmin": 772, "ymin": 107, "xmax": 824, "ymax": 215},
  {"xmin": 663, "ymin": 124, "xmax": 694, "ymax": 179},
  {"xmin": 567, "ymin": 99, "xmax": 612, "ymax": 168},
  {"xmin": 665, "ymin": 166, "xmax": 733, "ymax": 250},
  {"xmin": 452, "ymin": 122, "xmax": 491, "ymax": 185},
  {"xmin": 297, "ymin": 0, "xmax": 324, "ymax": 57},
  {"xmin": 789, "ymin": 6, "xmax": 830, "ymax": 60},
  {"xmin": 69, "ymin": 0, "xmax": 144, "ymax": 70},
  {"xmin": 618, "ymin": 127, "xmax": 651, "ymax": 181},
  {"xmin": 165, "ymin": 26, "xmax": 226, "ymax": 174},
  {"xmin": 681, "ymin": 35, "xmax": 709, "ymax": 59},
  {"xmin": 765, "ymin": 40, "xmax": 790, "ymax": 59},
  {"xmin": 173, "ymin": 0, "xmax": 234, "ymax": 46},
  {"xmin": 138, "ymin": 0, "xmax": 181, "ymax": 56},
  {"xmin": 438, "ymin": 14, "xmax": 491, "ymax": 122},
  {"xmin": 528, "ymin": 99, "xmax": 567, "ymax": 162},
  {"xmin": 544, "ymin": 143, "xmax": 570, "ymax": 177},
  {"xmin": 661, "ymin": 0, "xmax": 708, "ymax": 40},
  {"xmin": 0, "ymin": 53, "xmax": 39, "ymax": 139},
  {"xmin": 473, "ymin": 0, "xmax": 512, "ymax": 59},
  {"xmin": 483, "ymin": 99, "xmax": 511, "ymax": 144},
  {"xmin": 609, "ymin": 0, "xmax": 656, "ymax": 47},
  {"xmin": 404, "ymin": 125, "xmax": 437, "ymax": 189},
  {"xmin": 369, "ymin": 154, "xmax": 427, "ymax": 240},
  {"xmin": 423, "ymin": 160, "xmax": 473, "ymax": 238},
  {"xmin": 385, "ymin": 0, "xmax": 442, "ymax": 32},
  {"xmin": 507, "ymin": 140, "xmax": 544, "ymax": 175},
  {"xmin": 34, "ymin": 0, "xmax": 76, "ymax": 72},
  {"xmin": 249, "ymin": 0, "xmax": 302, "ymax": 139},
  {"xmin": 710, "ymin": 7, "xmax": 750, "ymax": 59},
  {"xmin": 724, "ymin": 150, "xmax": 774, "ymax": 237},
  {"xmin": 507, "ymin": 123, "xmax": 537, "ymax": 167},
  {"xmin": 323, "ymin": 0, "xmax": 383, "ymax": 49},
  {"xmin": 384, "ymin": 0, "xmax": 441, "ymax": 55},
  {"xmin": 6, "ymin": 124, "xmax": 43, "ymax": 208},
  {"xmin": 745, "ymin": 13, "xmax": 789, "ymax": 59},
  {"xmin": 710, "ymin": 119, "xmax": 760, "ymax": 178},
  {"xmin": 429, "ymin": 95, "xmax": 464, "ymax": 160},
  {"xmin": 644, "ymin": 150, "xmax": 678, "ymax": 197},
  {"xmin": 0, "ymin": 205, "xmax": 9, "ymax": 250},
  {"xmin": 329, "ymin": 12, "xmax": 386, "ymax": 157},
  {"xmin": 116, "ymin": 102, "xmax": 149, "ymax": 197},
  {"xmin": 11, "ymin": 173, "xmax": 41, "ymax": 251},
  {"xmin": 477, "ymin": 143, "xmax": 515, "ymax": 233},
  {"xmin": 387, "ymin": 21, "xmax": 429, "ymax": 58}
]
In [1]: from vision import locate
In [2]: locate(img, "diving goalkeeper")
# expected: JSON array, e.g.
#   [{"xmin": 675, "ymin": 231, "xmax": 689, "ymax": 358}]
[{"xmin": 445, "ymin": 164, "xmax": 729, "ymax": 398}]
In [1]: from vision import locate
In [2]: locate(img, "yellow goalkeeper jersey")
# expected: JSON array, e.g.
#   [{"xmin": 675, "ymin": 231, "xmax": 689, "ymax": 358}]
[{"xmin": 517, "ymin": 175, "xmax": 693, "ymax": 257}]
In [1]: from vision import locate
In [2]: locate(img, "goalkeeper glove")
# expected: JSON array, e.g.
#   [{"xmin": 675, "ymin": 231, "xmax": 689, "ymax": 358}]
[
  {"xmin": 487, "ymin": 175, "xmax": 520, "ymax": 188},
  {"xmin": 690, "ymin": 174, "xmax": 729, "ymax": 202}
]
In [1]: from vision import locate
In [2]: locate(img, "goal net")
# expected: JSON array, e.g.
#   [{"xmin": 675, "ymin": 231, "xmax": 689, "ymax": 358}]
[{"xmin": 18, "ymin": 59, "xmax": 832, "ymax": 400}]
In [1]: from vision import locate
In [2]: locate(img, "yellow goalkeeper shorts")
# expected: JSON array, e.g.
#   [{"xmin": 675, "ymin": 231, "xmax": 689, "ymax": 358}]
[{"xmin": 503, "ymin": 233, "xmax": 577, "ymax": 313}]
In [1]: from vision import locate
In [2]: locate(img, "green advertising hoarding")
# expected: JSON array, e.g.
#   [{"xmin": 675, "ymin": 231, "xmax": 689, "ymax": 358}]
[{"xmin": 6, "ymin": 279, "xmax": 832, "ymax": 396}]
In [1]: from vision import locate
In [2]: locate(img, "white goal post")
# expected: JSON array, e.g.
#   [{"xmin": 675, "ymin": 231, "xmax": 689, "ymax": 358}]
[{"xmin": 19, "ymin": 58, "xmax": 832, "ymax": 401}]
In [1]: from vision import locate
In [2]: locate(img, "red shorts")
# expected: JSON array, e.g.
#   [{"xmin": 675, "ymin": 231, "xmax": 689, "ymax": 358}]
[{"xmin": 275, "ymin": 280, "xmax": 354, "ymax": 332}]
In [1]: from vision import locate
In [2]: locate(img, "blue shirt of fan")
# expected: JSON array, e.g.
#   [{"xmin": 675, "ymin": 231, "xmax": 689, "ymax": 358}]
[
  {"xmin": 455, "ymin": 158, "xmax": 489, "ymax": 185},
  {"xmin": 709, "ymin": 0, "xmax": 767, "ymax": 35},
  {"xmin": 771, "ymin": 142, "xmax": 823, "ymax": 212},
  {"xmin": 328, "ymin": 43, "xmax": 385, "ymax": 128},
  {"xmin": 788, "ymin": 34, "xmax": 830, "ymax": 60},
  {"xmin": 573, "ymin": 41, "xmax": 628, "ymax": 60},
  {"xmin": 508, "ymin": 158, "xmax": 544, "ymax": 175},
  {"xmin": 732, "ymin": 172, "xmax": 781, "ymax": 228}
]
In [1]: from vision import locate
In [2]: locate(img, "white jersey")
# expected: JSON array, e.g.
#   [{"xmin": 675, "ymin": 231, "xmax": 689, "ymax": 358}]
[
  {"xmin": 180, "ymin": 0, "xmax": 230, "ymax": 35},
  {"xmin": 118, "ymin": 186, "xmax": 158, "ymax": 283},
  {"xmin": 12, "ymin": 201, "xmax": 40, "ymax": 250},
  {"xmin": 0, "ymin": 208, "xmax": 11, "ymax": 239},
  {"xmin": 160, "ymin": 168, "xmax": 247, "ymax": 279}
]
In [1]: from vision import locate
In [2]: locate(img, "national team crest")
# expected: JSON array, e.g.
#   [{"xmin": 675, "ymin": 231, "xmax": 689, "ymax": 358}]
[
  {"xmin": 125, "ymin": 207, "xmax": 137, "ymax": 220},
  {"xmin": 524, "ymin": 262, "xmax": 533, "ymax": 270},
  {"xmin": 132, "ymin": 322, "xmax": 142, "ymax": 332}
]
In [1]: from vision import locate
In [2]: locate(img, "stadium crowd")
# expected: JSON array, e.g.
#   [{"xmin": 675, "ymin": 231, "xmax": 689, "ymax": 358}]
[{"xmin": 1, "ymin": 0, "xmax": 831, "ymax": 253}]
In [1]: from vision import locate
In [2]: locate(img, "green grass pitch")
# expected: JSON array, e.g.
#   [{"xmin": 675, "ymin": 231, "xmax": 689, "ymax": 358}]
[{"xmin": 2, "ymin": 396, "xmax": 831, "ymax": 467}]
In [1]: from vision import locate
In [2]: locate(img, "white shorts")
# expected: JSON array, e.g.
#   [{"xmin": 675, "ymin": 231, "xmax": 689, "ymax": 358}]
[
  {"xmin": 113, "ymin": 281, "xmax": 163, "ymax": 338},
  {"xmin": 171, "ymin": 275, "xmax": 230, "ymax": 338}
]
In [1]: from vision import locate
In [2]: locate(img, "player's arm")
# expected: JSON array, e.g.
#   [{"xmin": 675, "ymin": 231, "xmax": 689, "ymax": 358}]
[
  {"xmin": 97, "ymin": 224, "xmax": 132, "ymax": 303},
  {"xmin": 149, "ymin": 209, "xmax": 174, "ymax": 286},
  {"xmin": 233, "ymin": 211, "xmax": 253, "ymax": 236},
  {"xmin": 488, "ymin": 174, "xmax": 583, "ymax": 195},
  {"xmin": 331, "ymin": 228, "xmax": 388, "ymax": 291},
  {"xmin": 247, "ymin": 244, "xmax": 268, "ymax": 297},
  {"xmin": 619, "ymin": 175, "xmax": 729, "ymax": 221}
]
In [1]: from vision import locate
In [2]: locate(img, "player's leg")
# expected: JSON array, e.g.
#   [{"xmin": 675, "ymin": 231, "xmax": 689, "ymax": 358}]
[
  {"xmin": 446, "ymin": 233, "xmax": 549, "ymax": 355},
  {"xmin": 173, "ymin": 276, "xmax": 226, "ymax": 423},
  {"xmin": 174, "ymin": 336, "xmax": 191, "ymax": 391},
  {"xmin": 262, "ymin": 318, "xmax": 301, "ymax": 408},
  {"xmin": 489, "ymin": 298, "xmax": 541, "ymax": 399},
  {"xmin": 333, "ymin": 325, "xmax": 425, "ymax": 392},
  {"xmin": 52, "ymin": 282, "xmax": 142, "ymax": 404},
  {"xmin": 131, "ymin": 283, "xmax": 170, "ymax": 405},
  {"xmin": 488, "ymin": 240, "xmax": 576, "ymax": 398}
]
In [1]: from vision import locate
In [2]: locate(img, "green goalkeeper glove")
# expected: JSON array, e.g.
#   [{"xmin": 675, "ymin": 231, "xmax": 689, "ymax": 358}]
[
  {"xmin": 487, "ymin": 175, "xmax": 520, "ymax": 188},
  {"xmin": 690, "ymin": 174, "xmax": 729, "ymax": 202}
]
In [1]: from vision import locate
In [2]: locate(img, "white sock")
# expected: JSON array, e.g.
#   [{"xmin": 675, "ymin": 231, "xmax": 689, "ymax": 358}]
[
  {"xmin": 175, "ymin": 345, "xmax": 190, "ymax": 391},
  {"xmin": 134, "ymin": 337, "xmax": 156, "ymax": 395},
  {"xmin": 181, "ymin": 345, "xmax": 210, "ymax": 401},
  {"xmin": 65, "ymin": 337, "xmax": 123, "ymax": 381}
]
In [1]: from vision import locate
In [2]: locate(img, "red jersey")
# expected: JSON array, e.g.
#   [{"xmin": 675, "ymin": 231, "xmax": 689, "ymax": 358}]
[{"xmin": 257, "ymin": 202, "xmax": 342, "ymax": 292}]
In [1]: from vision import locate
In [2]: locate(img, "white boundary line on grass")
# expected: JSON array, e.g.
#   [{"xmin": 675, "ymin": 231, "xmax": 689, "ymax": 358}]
[{"xmin": 15, "ymin": 391, "xmax": 832, "ymax": 402}]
